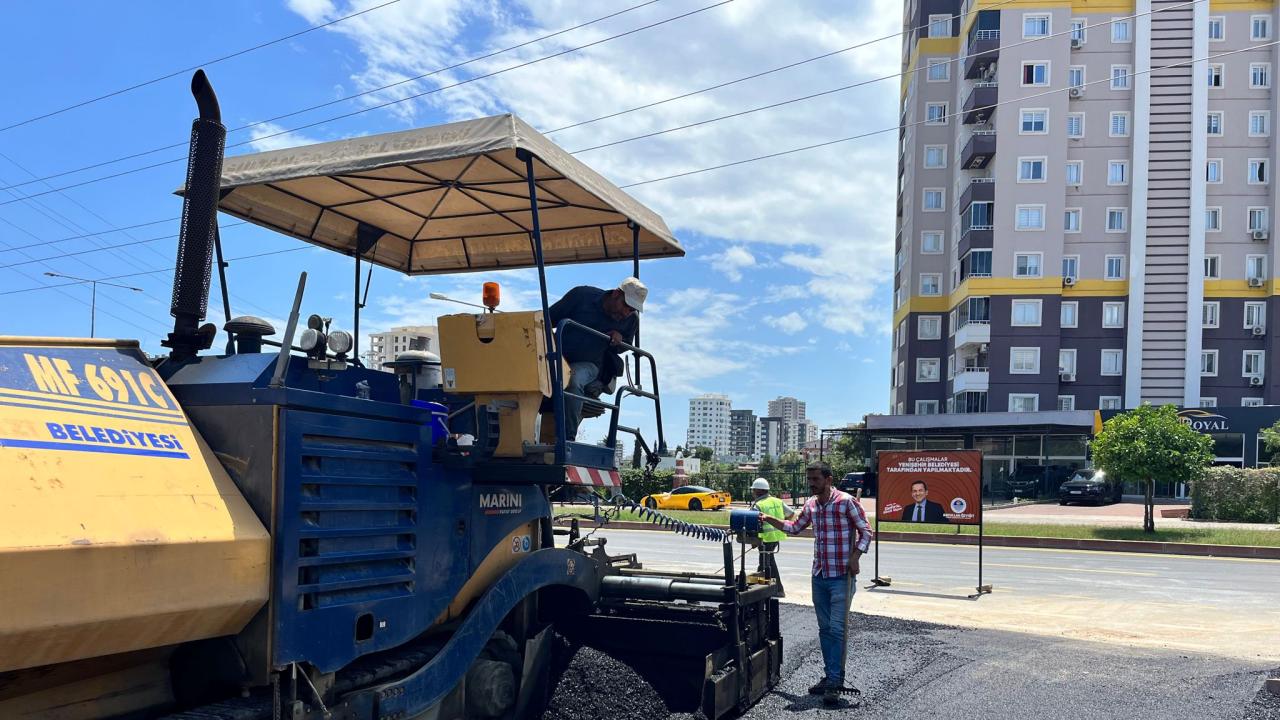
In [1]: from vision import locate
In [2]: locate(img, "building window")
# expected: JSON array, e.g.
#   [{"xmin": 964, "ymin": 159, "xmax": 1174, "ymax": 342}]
[
  {"xmin": 1110, "ymin": 112, "xmax": 1130, "ymax": 137},
  {"xmin": 1253, "ymin": 15, "xmax": 1271, "ymax": 40},
  {"xmin": 1103, "ymin": 301, "xmax": 1125, "ymax": 328},
  {"xmin": 949, "ymin": 309, "xmax": 958, "ymax": 335},
  {"xmin": 1019, "ymin": 157, "xmax": 1047, "ymax": 182},
  {"xmin": 1068, "ymin": 66, "xmax": 1085, "ymax": 88},
  {"xmin": 1243, "ymin": 397, "xmax": 1265, "ymax": 407},
  {"xmin": 927, "ymin": 59, "xmax": 950, "ymax": 82},
  {"xmin": 916, "ymin": 400, "xmax": 940, "ymax": 415},
  {"xmin": 1208, "ymin": 16, "xmax": 1224, "ymax": 41},
  {"xmin": 1204, "ymin": 255, "xmax": 1221, "ymax": 278},
  {"xmin": 917, "ymin": 358, "xmax": 941, "ymax": 382},
  {"xmin": 1111, "ymin": 65, "xmax": 1131, "ymax": 89},
  {"xmin": 1020, "ymin": 109, "xmax": 1048, "ymax": 133},
  {"xmin": 1010, "ymin": 347, "xmax": 1041, "ymax": 374},
  {"xmin": 921, "ymin": 231, "xmax": 943, "ymax": 253},
  {"xmin": 1060, "ymin": 348, "xmax": 1078, "ymax": 374},
  {"xmin": 947, "ymin": 354, "xmax": 956, "ymax": 379},
  {"xmin": 1009, "ymin": 394, "xmax": 1040, "ymax": 412},
  {"xmin": 929, "ymin": 14, "xmax": 951, "ymax": 37},
  {"xmin": 1061, "ymin": 256, "xmax": 1078, "ymax": 281},
  {"xmin": 1248, "ymin": 159, "xmax": 1268, "ymax": 184},
  {"xmin": 1105, "ymin": 254, "xmax": 1125, "ymax": 279},
  {"xmin": 1205, "ymin": 207, "xmax": 1221, "ymax": 232},
  {"xmin": 1203, "ymin": 301, "xmax": 1220, "ymax": 328},
  {"xmin": 1249, "ymin": 207, "xmax": 1269, "ymax": 232},
  {"xmin": 1201, "ymin": 350, "xmax": 1219, "ymax": 376},
  {"xmin": 1250, "ymin": 111, "xmax": 1271, "ymax": 137},
  {"xmin": 1015, "ymin": 252, "xmax": 1043, "ymax": 276},
  {"xmin": 1066, "ymin": 161, "xmax": 1083, "ymax": 185},
  {"xmin": 920, "ymin": 273, "xmax": 942, "ymax": 295},
  {"xmin": 1112, "ymin": 18, "xmax": 1132, "ymax": 42},
  {"xmin": 926, "ymin": 102, "xmax": 948, "ymax": 124},
  {"xmin": 1058, "ymin": 395, "xmax": 1076, "ymax": 411},
  {"xmin": 1062, "ymin": 301, "xmax": 1079, "ymax": 328},
  {"xmin": 894, "ymin": 285, "xmax": 903, "ymax": 309},
  {"xmin": 1207, "ymin": 159, "xmax": 1223, "ymax": 183},
  {"xmin": 923, "ymin": 188, "xmax": 944, "ymax": 210},
  {"xmin": 924, "ymin": 145, "xmax": 947, "ymax": 168},
  {"xmin": 1248, "ymin": 254, "xmax": 1268, "ymax": 280},
  {"xmin": 1208, "ymin": 64, "xmax": 1224, "ymax": 88},
  {"xmin": 1012, "ymin": 299, "xmax": 1043, "ymax": 326},
  {"xmin": 1207, "ymin": 112, "xmax": 1224, "ymax": 136},
  {"xmin": 1100, "ymin": 396, "xmax": 1122, "ymax": 410},
  {"xmin": 1244, "ymin": 350, "xmax": 1266, "ymax": 377},
  {"xmin": 1101, "ymin": 349, "xmax": 1124, "ymax": 376},
  {"xmin": 896, "ymin": 402, "xmax": 904, "ymax": 415},
  {"xmin": 1016, "ymin": 205, "xmax": 1046, "ymax": 231},
  {"xmin": 1245, "ymin": 301, "xmax": 1267, "ymax": 329},
  {"xmin": 1022, "ymin": 62, "xmax": 1050, "ymax": 86},
  {"xmin": 1064, "ymin": 209, "xmax": 1081, "ymax": 233},
  {"xmin": 1106, "ymin": 209, "xmax": 1128, "ymax": 234},
  {"xmin": 898, "ymin": 318, "xmax": 907, "ymax": 345},
  {"xmin": 1108, "ymin": 160, "xmax": 1129, "ymax": 185},
  {"xmin": 918, "ymin": 315, "xmax": 942, "ymax": 339},
  {"xmin": 1200, "ymin": 397, "xmax": 1218, "ymax": 408},
  {"xmin": 1024, "ymin": 13, "xmax": 1050, "ymax": 37},
  {"xmin": 1066, "ymin": 113, "xmax": 1084, "ymax": 138},
  {"xmin": 1251, "ymin": 63, "xmax": 1271, "ymax": 89},
  {"xmin": 1071, "ymin": 18, "xmax": 1087, "ymax": 41}
]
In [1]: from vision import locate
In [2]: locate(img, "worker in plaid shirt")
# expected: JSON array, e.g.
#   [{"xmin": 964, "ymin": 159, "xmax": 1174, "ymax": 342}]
[{"xmin": 761, "ymin": 461, "xmax": 872, "ymax": 706}]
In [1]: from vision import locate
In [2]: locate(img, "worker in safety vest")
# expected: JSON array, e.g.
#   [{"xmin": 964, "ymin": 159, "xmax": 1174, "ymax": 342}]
[{"xmin": 750, "ymin": 478, "xmax": 794, "ymax": 596}]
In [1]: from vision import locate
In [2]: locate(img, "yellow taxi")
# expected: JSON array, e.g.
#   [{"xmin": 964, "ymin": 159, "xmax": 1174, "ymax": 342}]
[{"xmin": 640, "ymin": 485, "xmax": 732, "ymax": 511}]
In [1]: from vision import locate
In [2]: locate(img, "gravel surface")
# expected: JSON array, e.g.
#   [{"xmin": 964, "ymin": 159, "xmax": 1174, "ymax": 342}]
[
  {"xmin": 1243, "ymin": 671, "xmax": 1280, "ymax": 720},
  {"xmin": 540, "ymin": 636, "xmax": 706, "ymax": 720}
]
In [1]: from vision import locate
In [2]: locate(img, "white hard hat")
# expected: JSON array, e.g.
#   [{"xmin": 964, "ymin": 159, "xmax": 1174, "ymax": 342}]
[
  {"xmin": 751, "ymin": 478, "xmax": 770, "ymax": 491},
  {"xmin": 619, "ymin": 277, "xmax": 647, "ymax": 312}
]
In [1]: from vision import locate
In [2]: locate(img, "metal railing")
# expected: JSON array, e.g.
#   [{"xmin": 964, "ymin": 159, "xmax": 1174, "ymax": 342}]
[{"xmin": 974, "ymin": 29, "xmax": 1000, "ymax": 40}]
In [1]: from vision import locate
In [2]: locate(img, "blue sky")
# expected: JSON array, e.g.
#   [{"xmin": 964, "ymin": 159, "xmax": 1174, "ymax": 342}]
[{"xmin": 0, "ymin": 0, "xmax": 900, "ymax": 443}]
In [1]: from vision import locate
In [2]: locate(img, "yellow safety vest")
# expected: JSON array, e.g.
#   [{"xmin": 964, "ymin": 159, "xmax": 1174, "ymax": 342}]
[{"xmin": 755, "ymin": 496, "xmax": 788, "ymax": 543}]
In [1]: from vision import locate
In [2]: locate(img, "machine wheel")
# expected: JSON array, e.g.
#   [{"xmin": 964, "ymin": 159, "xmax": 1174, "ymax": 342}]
[
  {"xmin": 688, "ymin": 499, "xmax": 702, "ymax": 511},
  {"xmin": 644, "ymin": 498, "xmax": 657, "ymax": 509}
]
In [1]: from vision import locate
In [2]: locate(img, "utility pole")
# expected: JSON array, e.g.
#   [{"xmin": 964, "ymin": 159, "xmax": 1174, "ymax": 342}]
[{"xmin": 44, "ymin": 272, "xmax": 143, "ymax": 338}]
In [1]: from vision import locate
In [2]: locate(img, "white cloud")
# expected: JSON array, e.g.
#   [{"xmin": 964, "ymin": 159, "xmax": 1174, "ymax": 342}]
[
  {"xmin": 710, "ymin": 245, "xmax": 756, "ymax": 281},
  {"xmin": 244, "ymin": 122, "xmax": 326, "ymax": 152},
  {"xmin": 765, "ymin": 311, "xmax": 807, "ymax": 334}
]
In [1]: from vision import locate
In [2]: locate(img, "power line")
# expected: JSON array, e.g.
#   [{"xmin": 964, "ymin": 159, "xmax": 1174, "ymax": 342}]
[
  {"xmin": 0, "ymin": 0, "xmax": 404, "ymax": 134},
  {"xmin": 0, "ymin": 215, "xmax": 179, "ymax": 251}
]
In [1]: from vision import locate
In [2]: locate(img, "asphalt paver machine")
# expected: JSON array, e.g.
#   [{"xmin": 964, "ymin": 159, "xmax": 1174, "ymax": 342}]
[{"xmin": 0, "ymin": 71, "xmax": 780, "ymax": 719}]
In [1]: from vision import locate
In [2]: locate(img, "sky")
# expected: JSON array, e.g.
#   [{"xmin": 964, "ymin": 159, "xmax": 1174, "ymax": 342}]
[{"xmin": 0, "ymin": 0, "xmax": 902, "ymax": 445}]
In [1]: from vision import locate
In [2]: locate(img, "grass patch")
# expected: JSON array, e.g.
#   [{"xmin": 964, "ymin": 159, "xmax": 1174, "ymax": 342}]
[{"xmin": 556, "ymin": 505, "xmax": 731, "ymax": 525}]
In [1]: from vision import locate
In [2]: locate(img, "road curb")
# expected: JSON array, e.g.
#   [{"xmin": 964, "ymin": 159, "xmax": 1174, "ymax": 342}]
[{"xmin": 554, "ymin": 519, "xmax": 1280, "ymax": 559}]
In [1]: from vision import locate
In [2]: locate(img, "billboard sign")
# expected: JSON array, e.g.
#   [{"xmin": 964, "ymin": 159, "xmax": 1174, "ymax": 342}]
[{"xmin": 877, "ymin": 450, "xmax": 983, "ymax": 526}]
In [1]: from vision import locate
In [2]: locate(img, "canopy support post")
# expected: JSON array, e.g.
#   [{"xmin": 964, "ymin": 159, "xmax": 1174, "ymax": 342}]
[
  {"xmin": 518, "ymin": 148, "xmax": 566, "ymax": 465},
  {"xmin": 354, "ymin": 254, "xmax": 362, "ymax": 362},
  {"xmin": 628, "ymin": 220, "xmax": 642, "ymax": 389}
]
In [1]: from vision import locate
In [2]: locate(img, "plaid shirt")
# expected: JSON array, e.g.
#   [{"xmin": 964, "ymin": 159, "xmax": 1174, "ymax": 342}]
[{"xmin": 782, "ymin": 488, "xmax": 873, "ymax": 578}]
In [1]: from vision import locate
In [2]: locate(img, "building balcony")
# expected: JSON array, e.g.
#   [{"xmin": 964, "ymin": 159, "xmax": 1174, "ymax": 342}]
[
  {"xmin": 964, "ymin": 31, "xmax": 1000, "ymax": 79},
  {"xmin": 952, "ymin": 367, "xmax": 990, "ymax": 394},
  {"xmin": 959, "ymin": 224, "xmax": 993, "ymax": 256},
  {"xmin": 963, "ymin": 84, "xmax": 998, "ymax": 125},
  {"xmin": 954, "ymin": 321, "xmax": 991, "ymax": 350},
  {"xmin": 958, "ymin": 177, "xmax": 994, "ymax": 215},
  {"xmin": 959, "ymin": 131, "xmax": 996, "ymax": 169}
]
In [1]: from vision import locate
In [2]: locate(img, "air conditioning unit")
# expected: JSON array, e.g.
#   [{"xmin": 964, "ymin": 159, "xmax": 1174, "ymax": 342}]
[
  {"xmin": 1060, "ymin": 372, "xmax": 1076, "ymax": 382},
  {"xmin": 1250, "ymin": 375, "xmax": 1265, "ymax": 386},
  {"xmin": 1249, "ymin": 276, "xmax": 1266, "ymax": 287},
  {"xmin": 1063, "ymin": 276, "xmax": 1077, "ymax": 286},
  {"xmin": 1252, "ymin": 229, "xmax": 1269, "ymax": 241},
  {"xmin": 979, "ymin": 343, "xmax": 990, "ymax": 353},
  {"xmin": 1068, "ymin": 87, "xmax": 1083, "ymax": 98},
  {"xmin": 1253, "ymin": 325, "xmax": 1267, "ymax": 336},
  {"xmin": 1070, "ymin": 37, "xmax": 1083, "ymax": 49}
]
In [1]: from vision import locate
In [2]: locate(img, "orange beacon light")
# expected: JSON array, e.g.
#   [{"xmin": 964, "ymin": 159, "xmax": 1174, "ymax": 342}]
[{"xmin": 482, "ymin": 282, "xmax": 501, "ymax": 311}]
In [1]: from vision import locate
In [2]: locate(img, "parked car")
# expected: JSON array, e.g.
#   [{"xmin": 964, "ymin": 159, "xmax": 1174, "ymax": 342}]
[
  {"xmin": 1058, "ymin": 469, "xmax": 1123, "ymax": 505},
  {"xmin": 1006, "ymin": 464, "xmax": 1075, "ymax": 499},
  {"xmin": 640, "ymin": 485, "xmax": 732, "ymax": 511},
  {"xmin": 838, "ymin": 471, "xmax": 877, "ymax": 497}
]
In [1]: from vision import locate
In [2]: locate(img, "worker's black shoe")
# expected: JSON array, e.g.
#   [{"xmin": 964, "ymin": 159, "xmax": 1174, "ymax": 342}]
[
  {"xmin": 822, "ymin": 687, "xmax": 841, "ymax": 706},
  {"xmin": 808, "ymin": 678, "xmax": 829, "ymax": 695}
]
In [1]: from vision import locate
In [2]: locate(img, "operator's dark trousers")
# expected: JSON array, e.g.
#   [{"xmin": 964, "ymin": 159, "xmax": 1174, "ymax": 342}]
[{"xmin": 758, "ymin": 541, "xmax": 784, "ymax": 595}]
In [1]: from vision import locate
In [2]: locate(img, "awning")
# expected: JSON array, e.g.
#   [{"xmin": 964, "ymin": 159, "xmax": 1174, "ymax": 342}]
[{"xmin": 191, "ymin": 114, "xmax": 684, "ymax": 275}]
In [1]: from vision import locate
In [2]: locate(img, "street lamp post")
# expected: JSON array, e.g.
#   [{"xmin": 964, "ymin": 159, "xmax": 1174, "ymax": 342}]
[{"xmin": 43, "ymin": 272, "xmax": 143, "ymax": 338}]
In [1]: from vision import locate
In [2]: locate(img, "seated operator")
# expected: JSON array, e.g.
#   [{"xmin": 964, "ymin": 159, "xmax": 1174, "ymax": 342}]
[{"xmin": 547, "ymin": 277, "xmax": 647, "ymax": 440}]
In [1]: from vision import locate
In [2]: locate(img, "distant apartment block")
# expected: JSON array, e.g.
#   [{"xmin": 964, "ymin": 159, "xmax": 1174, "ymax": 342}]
[
  {"xmin": 730, "ymin": 409, "xmax": 759, "ymax": 459},
  {"xmin": 367, "ymin": 325, "xmax": 438, "ymax": 368},
  {"xmin": 687, "ymin": 393, "xmax": 732, "ymax": 457}
]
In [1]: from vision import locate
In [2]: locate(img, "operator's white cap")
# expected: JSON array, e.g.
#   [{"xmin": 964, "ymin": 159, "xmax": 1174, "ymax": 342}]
[
  {"xmin": 619, "ymin": 277, "xmax": 647, "ymax": 313},
  {"xmin": 751, "ymin": 478, "xmax": 770, "ymax": 491}
]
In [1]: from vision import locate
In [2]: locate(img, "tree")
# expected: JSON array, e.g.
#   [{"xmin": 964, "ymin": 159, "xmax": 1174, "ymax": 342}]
[
  {"xmin": 827, "ymin": 431, "xmax": 871, "ymax": 477},
  {"xmin": 1260, "ymin": 419, "xmax": 1280, "ymax": 461},
  {"xmin": 758, "ymin": 454, "xmax": 775, "ymax": 472},
  {"xmin": 777, "ymin": 450, "xmax": 804, "ymax": 471},
  {"xmin": 692, "ymin": 446, "xmax": 715, "ymax": 462},
  {"xmin": 1090, "ymin": 404, "xmax": 1214, "ymax": 533}
]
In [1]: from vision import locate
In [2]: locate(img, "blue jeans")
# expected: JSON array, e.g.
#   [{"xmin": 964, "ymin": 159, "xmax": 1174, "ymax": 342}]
[
  {"xmin": 811, "ymin": 573, "xmax": 855, "ymax": 684},
  {"xmin": 563, "ymin": 362, "xmax": 599, "ymax": 441}
]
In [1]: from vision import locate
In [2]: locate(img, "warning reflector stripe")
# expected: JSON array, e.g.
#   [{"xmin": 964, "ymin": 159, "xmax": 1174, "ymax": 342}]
[{"xmin": 565, "ymin": 465, "xmax": 620, "ymax": 487}]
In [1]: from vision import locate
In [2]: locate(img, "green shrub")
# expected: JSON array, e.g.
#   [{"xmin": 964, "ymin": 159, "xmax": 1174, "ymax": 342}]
[
  {"xmin": 1190, "ymin": 466, "xmax": 1280, "ymax": 523},
  {"xmin": 619, "ymin": 468, "xmax": 674, "ymax": 501}
]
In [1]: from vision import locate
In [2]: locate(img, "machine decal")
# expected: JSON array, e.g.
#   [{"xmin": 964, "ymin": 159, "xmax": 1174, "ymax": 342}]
[
  {"xmin": 479, "ymin": 490, "xmax": 523, "ymax": 515},
  {"xmin": 565, "ymin": 465, "xmax": 621, "ymax": 487},
  {"xmin": 510, "ymin": 534, "xmax": 532, "ymax": 553}
]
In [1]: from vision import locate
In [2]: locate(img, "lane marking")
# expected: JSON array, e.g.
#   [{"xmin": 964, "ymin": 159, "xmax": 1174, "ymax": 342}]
[{"xmin": 961, "ymin": 561, "xmax": 1159, "ymax": 577}]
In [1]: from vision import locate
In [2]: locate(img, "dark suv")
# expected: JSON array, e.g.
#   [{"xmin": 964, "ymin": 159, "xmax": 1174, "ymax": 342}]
[
  {"xmin": 838, "ymin": 471, "xmax": 876, "ymax": 497},
  {"xmin": 1006, "ymin": 464, "xmax": 1073, "ymax": 499},
  {"xmin": 1058, "ymin": 469, "xmax": 1123, "ymax": 505}
]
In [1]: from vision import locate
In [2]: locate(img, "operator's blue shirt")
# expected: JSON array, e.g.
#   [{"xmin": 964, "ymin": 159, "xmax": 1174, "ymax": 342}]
[{"xmin": 548, "ymin": 286, "xmax": 637, "ymax": 364}]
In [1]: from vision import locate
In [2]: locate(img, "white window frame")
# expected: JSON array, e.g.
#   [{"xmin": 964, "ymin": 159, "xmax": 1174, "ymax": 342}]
[
  {"xmin": 923, "ymin": 187, "xmax": 945, "ymax": 211},
  {"xmin": 1244, "ymin": 350, "xmax": 1266, "ymax": 377},
  {"xmin": 1205, "ymin": 206, "xmax": 1222, "ymax": 232},
  {"xmin": 1248, "ymin": 207, "xmax": 1269, "ymax": 232},
  {"xmin": 1068, "ymin": 65, "xmax": 1086, "ymax": 88},
  {"xmin": 1112, "ymin": 18, "xmax": 1132, "ymax": 43},
  {"xmin": 1059, "ymin": 348, "xmax": 1078, "ymax": 374},
  {"xmin": 1064, "ymin": 209, "xmax": 1082, "ymax": 233},
  {"xmin": 923, "ymin": 144, "xmax": 947, "ymax": 169},
  {"xmin": 1251, "ymin": 62, "xmax": 1272, "ymax": 89},
  {"xmin": 949, "ymin": 309, "xmax": 958, "ymax": 336},
  {"xmin": 1203, "ymin": 301, "xmax": 1220, "ymax": 328},
  {"xmin": 1022, "ymin": 62, "xmax": 1050, "ymax": 87},
  {"xmin": 1023, "ymin": 13, "xmax": 1051, "ymax": 38},
  {"xmin": 916, "ymin": 400, "xmax": 940, "ymax": 415},
  {"xmin": 1100, "ymin": 396, "xmax": 1122, "ymax": 410},
  {"xmin": 1248, "ymin": 158, "xmax": 1268, "ymax": 185},
  {"xmin": 1208, "ymin": 63, "xmax": 1224, "ymax": 88},
  {"xmin": 1066, "ymin": 112, "xmax": 1085, "ymax": 138},
  {"xmin": 1245, "ymin": 301, "xmax": 1267, "ymax": 329},
  {"xmin": 1010, "ymin": 347, "xmax": 1041, "ymax": 375},
  {"xmin": 1107, "ymin": 160, "xmax": 1130, "ymax": 186},
  {"xmin": 1208, "ymin": 16, "xmax": 1224, "ymax": 42},
  {"xmin": 1252, "ymin": 14, "xmax": 1272, "ymax": 41},
  {"xmin": 1071, "ymin": 17, "xmax": 1087, "ymax": 42},
  {"xmin": 1014, "ymin": 252, "xmax": 1044, "ymax": 277},
  {"xmin": 926, "ymin": 102, "xmax": 948, "ymax": 125},
  {"xmin": 921, "ymin": 231, "xmax": 944, "ymax": 254},
  {"xmin": 1243, "ymin": 397, "xmax": 1265, "ymax": 407},
  {"xmin": 1248, "ymin": 253, "xmax": 1268, "ymax": 280},
  {"xmin": 929, "ymin": 13, "xmax": 952, "ymax": 37},
  {"xmin": 926, "ymin": 58, "xmax": 950, "ymax": 82},
  {"xmin": 1250, "ymin": 110, "xmax": 1271, "ymax": 137},
  {"xmin": 1207, "ymin": 111, "xmax": 1224, "ymax": 136},
  {"xmin": 1018, "ymin": 156, "xmax": 1048, "ymax": 182},
  {"xmin": 1105, "ymin": 254, "xmax": 1126, "ymax": 279},
  {"xmin": 1201, "ymin": 350, "xmax": 1219, "ymax": 377},
  {"xmin": 1110, "ymin": 64, "xmax": 1132, "ymax": 89},
  {"xmin": 898, "ymin": 318, "xmax": 907, "ymax": 345},
  {"xmin": 1207, "ymin": 158, "xmax": 1223, "ymax": 184},
  {"xmin": 896, "ymin": 401, "xmax": 904, "ymax": 415},
  {"xmin": 1102, "ymin": 301, "xmax": 1125, "ymax": 328},
  {"xmin": 920, "ymin": 272, "xmax": 943, "ymax": 296},
  {"xmin": 1009, "ymin": 394, "xmax": 1040, "ymax": 412},
  {"xmin": 1109, "ymin": 111, "xmax": 1130, "ymax": 137},
  {"xmin": 1016, "ymin": 205, "xmax": 1046, "ymax": 231},
  {"xmin": 1101, "ymin": 349, "xmax": 1124, "ymax": 376},
  {"xmin": 1066, "ymin": 160, "xmax": 1083, "ymax": 186},
  {"xmin": 918, "ymin": 314, "xmax": 942, "ymax": 340},
  {"xmin": 1204, "ymin": 254, "xmax": 1221, "ymax": 278},
  {"xmin": 1011, "ymin": 298, "xmax": 1043, "ymax": 327},
  {"xmin": 1200, "ymin": 397, "xmax": 1218, "ymax": 408},
  {"xmin": 1061, "ymin": 301, "xmax": 1079, "ymax": 328},
  {"xmin": 1058, "ymin": 395, "xmax": 1077, "ymax": 412},
  {"xmin": 947, "ymin": 354, "xmax": 956, "ymax": 379},
  {"xmin": 1019, "ymin": 108, "xmax": 1049, "ymax": 134},
  {"xmin": 916, "ymin": 357, "xmax": 941, "ymax": 383},
  {"xmin": 1106, "ymin": 209, "xmax": 1128, "ymax": 234}
]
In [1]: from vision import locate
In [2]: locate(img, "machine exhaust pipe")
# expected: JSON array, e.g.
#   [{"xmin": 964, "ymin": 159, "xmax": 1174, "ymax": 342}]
[{"xmin": 162, "ymin": 69, "xmax": 226, "ymax": 361}]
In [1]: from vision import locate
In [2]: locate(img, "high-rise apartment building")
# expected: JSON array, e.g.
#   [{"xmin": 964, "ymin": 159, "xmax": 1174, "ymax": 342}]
[
  {"xmin": 758, "ymin": 416, "xmax": 785, "ymax": 459},
  {"xmin": 767, "ymin": 396, "xmax": 809, "ymax": 451},
  {"xmin": 892, "ymin": 0, "xmax": 1279, "ymax": 414},
  {"xmin": 687, "ymin": 393, "xmax": 732, "ymax": 457},
  {"xmin": 367, "ymin": 325, "xmax": 439, "ymax": 368},
  {"xmin": 729, "ymin": 409, "xmax": 759, "ymax": 459}
]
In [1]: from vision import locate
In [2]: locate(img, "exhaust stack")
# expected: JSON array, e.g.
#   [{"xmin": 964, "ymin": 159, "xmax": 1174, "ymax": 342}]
[{"xmin": 162, "ymin": 69, "xmax": 225, "ymax": 361}]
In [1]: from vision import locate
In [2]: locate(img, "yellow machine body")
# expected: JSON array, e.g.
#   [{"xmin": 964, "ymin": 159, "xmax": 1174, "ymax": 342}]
[{"xmin": 0, "ymin": 337, "xmax": 271, "ymax": 673}]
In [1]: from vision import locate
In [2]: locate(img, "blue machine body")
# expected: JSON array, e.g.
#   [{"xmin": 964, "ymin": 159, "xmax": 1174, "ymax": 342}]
[{"xmin": 729, "ymin": 509, "xmax": 762, "ymax": 534}]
